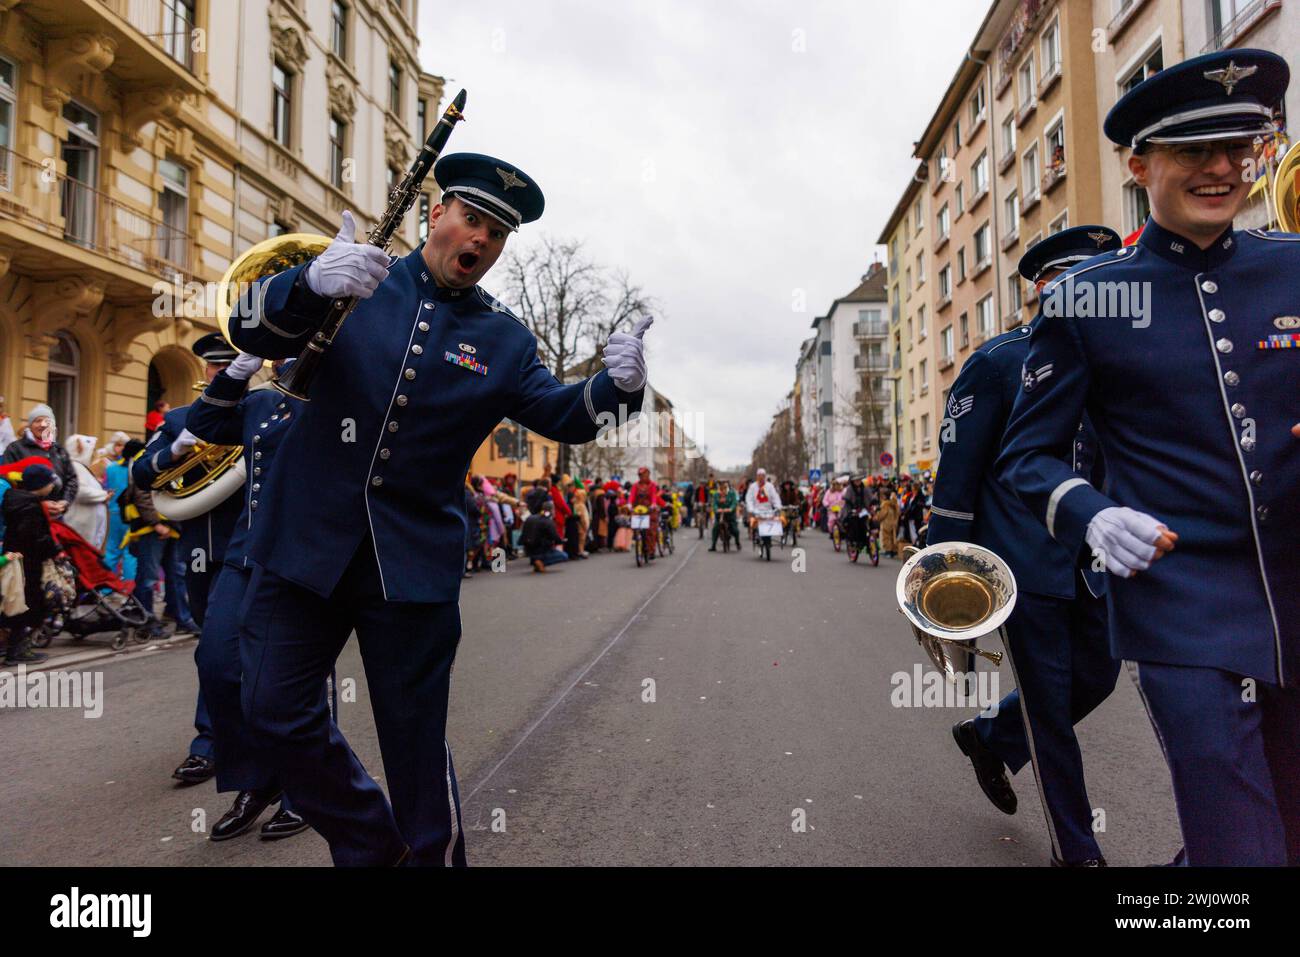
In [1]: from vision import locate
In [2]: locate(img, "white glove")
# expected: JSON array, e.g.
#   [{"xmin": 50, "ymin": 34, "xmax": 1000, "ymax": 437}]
[
  {"xmin": 602, "ymin": 315, "xmax": 653, "ymax": 392},
  {"xmin": 304, "ymin": 210, "xmax": 391, "ymax": 300},
  {"xmin": 170, "ymin": 429, "xmax": 199, "ymax": 458},
  {"xmin": 226, "ymin": 352, "xmax": 263, "ymax": 381},
  {"xmin": 1086, "ymin": 506, "xmax": 1169, "ymax": 578}
]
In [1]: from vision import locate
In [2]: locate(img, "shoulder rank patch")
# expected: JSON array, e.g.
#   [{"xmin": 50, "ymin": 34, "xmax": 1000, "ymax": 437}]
[
  {"xmin": 1022, "ymin": 362, "xmax": 1053, "ymax": 392},
  {"xmin": 946, "ymin": 392, "xmax": 974, "ymax": 419}
]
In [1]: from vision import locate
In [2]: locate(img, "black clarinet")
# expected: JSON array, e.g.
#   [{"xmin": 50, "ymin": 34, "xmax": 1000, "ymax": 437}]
[{"xmin": 273, "ymin": 89, "xmax": 467, "ymax": 401}]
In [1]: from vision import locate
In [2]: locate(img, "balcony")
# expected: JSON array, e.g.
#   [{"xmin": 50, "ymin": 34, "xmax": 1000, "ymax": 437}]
[
  {"xmin": 1202, "ymin": 0, "xmax": 1281, "ymax": 52},
  {"xmin": 853, "ymin": 320, "xmax": 889, "ymax": 338},
  {"xmin": 933, "ymin": 231, "xmax": 949, "ymax": 252},
  {"xmin": 1021, "ymin": 188, "xmax": 1041, "ymax": 216},
  {"xmin": 1001, "ymin": 227, "xmax": 1020, "ymax": 251},
  {"xmin": 1037, "ymin": 62, "xmax": 1062, "ymax": 99},
  {"xmin": 938, "ymin": 355, "xmax": 954, "ymax": 371},
  {"xmin": 18, "ymin": 0, "xmax": 205, "ymax": 93},
  {"xmin": 0, "ymin": 146, "xmax": 194, "ymax": 282},
  {"xmin": 854, "ymin": 354, "xmax": 890, "ymax": 371},
  {"xmin": 998, "ymin": 149, "xmax": 1015, "ymax": 175}
]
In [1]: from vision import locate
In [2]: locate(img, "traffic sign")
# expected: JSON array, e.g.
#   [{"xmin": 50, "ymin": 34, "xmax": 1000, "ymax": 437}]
[
  {"xmin": 879, "ymin": 452, "xmax": 894, "ymax": 467},
  {"xmin": 808, "ymin": 468, "xmax": 822, "ymax": 482}
]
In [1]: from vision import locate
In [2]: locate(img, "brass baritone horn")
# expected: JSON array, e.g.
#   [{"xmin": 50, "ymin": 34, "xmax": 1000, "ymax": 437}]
[
  {"xmin": 151, "ymin": 442, "xmax": 247, "ymax": 523},
  {"xmin": 896, "ymin": 542, "xmax": 1017, "ymax": 683},
  {"xmin": 1273, "ymin": 142, "xmax": 1300, "ymax": 232}
]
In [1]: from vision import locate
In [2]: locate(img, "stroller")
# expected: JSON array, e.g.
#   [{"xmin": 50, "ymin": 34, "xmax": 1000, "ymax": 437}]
[{"xmin": 30, "ymin": 520, "xmax": 151, "ymax": 651}]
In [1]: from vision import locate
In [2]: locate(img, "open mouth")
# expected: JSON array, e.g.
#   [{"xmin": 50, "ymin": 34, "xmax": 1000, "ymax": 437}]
[
  {"xmin": 1190, "ymin": 184, "xmax": 1233, "ymax": 198},
  {"xmin": 457, "ymin": 251, "xmax": 480, "ymax": 271}
]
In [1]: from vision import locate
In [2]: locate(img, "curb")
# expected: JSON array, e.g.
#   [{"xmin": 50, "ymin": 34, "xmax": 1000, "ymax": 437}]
[{"xmin": 11, "ymin": 631, "xmax": 199, "ymax": 674}]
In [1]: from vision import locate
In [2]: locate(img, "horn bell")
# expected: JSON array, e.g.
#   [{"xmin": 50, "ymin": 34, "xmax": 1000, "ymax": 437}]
[
  {"xmin": 896, "ymin": 541, "xmax": 1017, "ymax": 683},
  {"xmin": 216, "ymin": 233, "xmax": 333, "ymax": 349},
  {"xmin": 1274, "ymin": 143, "xmax": 1300, "ymax": 233}
]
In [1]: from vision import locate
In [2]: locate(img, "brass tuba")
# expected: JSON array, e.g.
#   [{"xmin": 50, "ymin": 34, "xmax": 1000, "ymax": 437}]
[
  {"xmin": 215, "ymin": 232, "xmax": 333, "ymax": 347},
  {"xmin": 1273, "ymin": 142, "xmax": 1300, "ymax": 232},
  {"xmin": 896, "ymin": 542, "xmax": 1017, "ymax": 682}
]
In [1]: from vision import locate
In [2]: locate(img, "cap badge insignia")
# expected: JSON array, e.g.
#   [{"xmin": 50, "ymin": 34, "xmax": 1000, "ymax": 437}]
[
  {"xmin": 1089, "ymin": 231, "xmax": 1111, "ymax": 247},
  {"xmin": 496, "ymin": 167, "xmax": 527, "ymax": 190},
  {"xmin": 1205, "ymin": 61, "xmax": 1257, "ymax": 96}
]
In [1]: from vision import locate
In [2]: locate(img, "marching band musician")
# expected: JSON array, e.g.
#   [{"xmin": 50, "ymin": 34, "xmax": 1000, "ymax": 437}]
[
  {"xmin": 182, "ymin": 354, "xmax": 313, "ymax": 843},
  {"xmin": 133, "ymin": 333, "xmax": 245, "ymax": 787},
  {"xmin": 997, "ymin": 49, "xmax": 1300, "ymax": 865},
  {"xmin": 226, "ymin": 153, "xmax": 651, "ymax": 866},
  {"xmin": 929, "ymin": 227, "xmax": 1122, "ymax": 867}
]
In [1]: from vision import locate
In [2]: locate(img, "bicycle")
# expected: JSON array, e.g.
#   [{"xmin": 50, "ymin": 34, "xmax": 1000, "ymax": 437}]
[
  {"xmin": 658, "ymin": 508, "xmax": 675, "ymax": 557},
  {"xmin": 751, "ymin": 506, "xmax": 780, "ymax": 562},
  {"xmin": 829, "ymin": 505, "xmax": 843, "ymax": 552},
  {"xmin": 845, "ymin": 507, "xmax": 872, "ymax": 564},
  {"xmin": 631, "ymin": 506, "xmax": 653, "ymax": 568},
  {"xmin": 779, "ymin": 506, "xmax": 799, "ymax": 548},
  {"xmin": 697, "ymin": 503, "xmax": 711, "ymax": 538}
]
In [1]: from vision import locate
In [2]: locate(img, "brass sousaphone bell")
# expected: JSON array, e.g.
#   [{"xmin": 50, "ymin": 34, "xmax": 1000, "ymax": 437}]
[
  {"xmin": 1273, "ymin": 141, "xmax": 1300, "ymax": 232},
  {"xmin": 896, "ymin": 542, "xmax": 1017, "ymax": 682}
]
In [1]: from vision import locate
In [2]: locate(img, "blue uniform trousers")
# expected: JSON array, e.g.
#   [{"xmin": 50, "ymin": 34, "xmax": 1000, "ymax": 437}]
[
  {"xmin": 975, "ymin": 589, "xmax": 1118, "ymax": 862},
  {"xmin": 187, "ymin": 567, "xmax": 215, "ymax": 761},
  {"xmin": 1128, "ymin": 661, "xmax": 1300, "ymax": 866},
  {"xmin": 239, "ymin": 537, "xmax": 466, "ymax": 867}
]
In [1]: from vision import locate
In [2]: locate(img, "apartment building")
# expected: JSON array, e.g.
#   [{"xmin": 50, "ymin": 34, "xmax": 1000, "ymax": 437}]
[
  {"xmin": 877, "ymin": 168, "xmax": 927, "ymax": 475},
  {"xmin": 0, "ymin": 0, "xmax": 438, "ymax": 441}
]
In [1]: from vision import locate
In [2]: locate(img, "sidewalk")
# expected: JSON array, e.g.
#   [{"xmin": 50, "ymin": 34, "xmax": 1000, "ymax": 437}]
[{"xmin": 10, "ymin": 624, "xmax": 198, "ymax": 674}]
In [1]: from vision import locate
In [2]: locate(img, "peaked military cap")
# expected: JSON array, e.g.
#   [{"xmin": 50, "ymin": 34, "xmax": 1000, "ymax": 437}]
[
  {"xmin": 1105, "ymin": 48, "xmax": 1288, "ymax": 149},
  {"xmin": 1018, "ymin": 225, "xmax": 1122, "ymax": 282},
  {"xmin": 192, "ymin": 331, "xmax": 237, "ymax": 363},
  {"xmin": 433, "ymin": 152, "xmax": 544, "ymax": 231}
]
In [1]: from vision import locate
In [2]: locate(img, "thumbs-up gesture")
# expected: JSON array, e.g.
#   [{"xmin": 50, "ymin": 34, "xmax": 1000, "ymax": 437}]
[
  {"xmin": 602, "ymin": 315, "xmax": 653, "ymax": 393},
  {"xmin": 304, "ymin": 210, "xmax": 392, "ymax": 300}
]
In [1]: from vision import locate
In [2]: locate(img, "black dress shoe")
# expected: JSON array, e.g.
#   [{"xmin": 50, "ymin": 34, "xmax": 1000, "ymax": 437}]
[
  {"xmin": 210, "ymin": 789, "xmax": 283, "ymax": 841},
  {"xmin": 1052, "ymin": 855, "xmax": 1108, "ymax": 867},
  {"xmin": 952, "ymin": 719, "xmax": 1017, "ymax": 815},
  {"xmin": 260, "ymin": 804, "xmax": 309, "ymax": 840},
  {"xmin": 172, "ymin": 754, "xmax": 216, "ymax": 785}
]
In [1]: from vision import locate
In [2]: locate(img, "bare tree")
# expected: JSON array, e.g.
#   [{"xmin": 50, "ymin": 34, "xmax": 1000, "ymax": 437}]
[
  {"xmin": 750, "ymin": 398, "xmax": 811, "ymax": 484},
  {"xmin": 833, "ymin": 369, "xmax": 890, "ymax": 474}
]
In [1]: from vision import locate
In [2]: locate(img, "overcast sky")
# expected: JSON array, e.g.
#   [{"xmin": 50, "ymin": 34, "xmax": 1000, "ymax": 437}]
[{"xmin": 418, "ymin": 0, "xmax": 989, "ymax": 468}]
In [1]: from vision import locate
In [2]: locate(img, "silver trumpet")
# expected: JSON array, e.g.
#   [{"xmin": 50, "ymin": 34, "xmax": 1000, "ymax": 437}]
[{"xmin": 895, "ymin": 542, "xmax": 1018, "ymax": 683}]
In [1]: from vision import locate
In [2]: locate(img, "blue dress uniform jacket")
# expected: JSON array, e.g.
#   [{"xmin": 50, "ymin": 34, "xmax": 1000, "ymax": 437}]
[
  {"xmin": 996, "ymin": 219, "xmax": 1300, "ymax": 686},
  {"xmin": 928, "ymin": 320, "xmax": 1105, "ymax": 600},
  {"xmin": 133, "ymin": 406, "xmax": 241, "ymax": 571},
  {"xmin": 184, "ymin": 373, "xmax": 301, "ymax": 570},
  {"xmin": 227, "ymin": 247, "xmax": 644, "ymax": 603}
]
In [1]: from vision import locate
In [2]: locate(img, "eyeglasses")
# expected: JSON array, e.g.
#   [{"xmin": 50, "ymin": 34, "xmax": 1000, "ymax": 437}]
[{"xmin": 1150, "ymin": 139, "xmax": 1263, "ymax": 169}]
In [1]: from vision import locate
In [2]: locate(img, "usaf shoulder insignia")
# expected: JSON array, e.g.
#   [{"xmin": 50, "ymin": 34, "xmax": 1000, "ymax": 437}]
[
  {"xmin": 1022, "ymin": 362, "xmax": 1054, "ymax": 392},
  {"xmin": 946, "ymin": 392, "xmax": 974, "ymax": 419}
]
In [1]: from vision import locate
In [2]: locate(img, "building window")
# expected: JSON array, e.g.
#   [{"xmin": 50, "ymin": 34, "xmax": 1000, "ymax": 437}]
[
  {"xmin": 418, "ymin": 193, "xmax": 430, "ymax": 243},
  {"xmin": 269, "ymin": 220, "xmax": 290, "ymax": 237},
  {"xmin": 974, "ymin": 223, "xmax": 991, "ymax": 265},
  {"xmin": 918, "ymin": 305, "xmax": 928, "ymax": 340},
  {"xmin": 388, "ymin": 165, "xmax": 399, "ymax": 190},
  {"xmin": 1125, "ymin": 180, "xmax": 1152, "ymax": 233},
  {"xmin": 915, "ymin": 251, "xmax": 925, "ymax": 283},
  {"xmin": 1049, "ymin": 210, "xmax": 1069, "ymax": 234},
  {"xmin": 952, "ymin": 118, "xmax": 961, "ymax": 154},
  {"xmin": 976, "ymin": 294, "xmax": 994, "ymax": 339},
  {"xmin": 913, "ymin": 198, "xmax": 922, "ymax": 233},
  {"xmin": 0, "ymin": 57, "xmax": 15, "ymax": 191},
  {"xmin": 162, "ymin": 0, "xmax": 196, "ymax": 70},
  {"xmin": 972, "ymin": 150, "xmax": 989, "ymax": 196},
  {"xmin": 936, "ymin": 144, "xmax": 950, "ymax": 183},
  {"xmin": 331, "ymin": 1, "xmax": 349, "ymax": 58},
  {"xmin": 1120, "ymin": 43, "xmax": 1163, "ymax": 96},
  {"xmin": 272, "ymin": 60, "xmax": 292, "ymax": 147},
  {"xmin": 905, "ymin": 267, "xmax": 912, "ymax": 296},
  {"xmin": 970, "ymin": 85, "xmax": 986, "ymax": 125},
  {"xmin": 937, "ymin": 203, "xmax": 950, "ymax": 238},
  {"xmin": 61, "ymin": 101, "xmax": 100, "ymax": 249},
  {"xmin": 919, "ymin": 359, "xmax": 929, "ymax": 392},
  {"xmin": 955, "ymin": 182, "xmax": 964, "ymax": 216},
  {"xmin": 906, "ymin": 318, "xmax": 913, "ymax": 348},
  {"xmin": 1018, "ymin": 54, "xmax": 1036, "ymax": 109},
  {"xmin": 1041, "ymin": 18, "xmax": 1061, "ymax": 78},
  {"xmin": 388, "ymin": 58, "xmax": 402, "ymax": 114},
  {"xmin": 940, "ymin": 325, "xmax": 954, "ymax": 363},
  {"xmin": 921, "ymin": 413, "xmax": 930, "ymax": 448},
  {"xmin": 158, "ymin": 157, "xmax": 188, "ymax": 270},
  {"xmin": 938, "ymin": 265, "xmax": 951, "ymax": 300},
  {"xmin": 1046, "ymin": 117, "xmax": 1065, "ymax": 172},
  {"xmin": 1023, "ymin": 144, "xmax": 1040, "ymax": 202},
  {"xmin": 908, "ymin": 369, "xmax": 914, "ymax": 399},
  {"xmin": 47, "ymin": 331, "xmax": 80, "ymax": 435},
  {"xmin": 417, "ymin": 97, "xmax": 427, "ymax": 138},
  {"xmin": 1007, "ymin": 274, "xmax": 1023, "ymax": 317},
  {"xmin": 959, "ymin": 312, "xmax": 970, "ymax": 348},
  {"xmin": 1001, "ymin": 114, "xmax": 1016, "ymax": 157},
  {"xmin": 329, "ymin": 114, "xmax": 348, "ymax": 188},
  {"xmin": 957, "ymin": 247, "xmax": 967, "ymax": 282},
  {"xmin": 1004, "ymin": 190, "xmax": 1019, "ymax": 233}
]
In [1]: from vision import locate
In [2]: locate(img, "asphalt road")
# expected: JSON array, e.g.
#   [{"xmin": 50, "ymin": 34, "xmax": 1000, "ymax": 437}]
[{"xmin": 0, "ymin": 526, "xmax": 1181, "ymax": 866}]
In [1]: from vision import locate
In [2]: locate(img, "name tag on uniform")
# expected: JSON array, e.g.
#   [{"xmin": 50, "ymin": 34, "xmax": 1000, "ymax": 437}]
[
  {"xmin": 445, "ymin": 350, "xmax": 489, "ymax": 375},
  {"xmin": 1258, "ymin": 334, "xmax": 1300, "ymax": 349}
]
